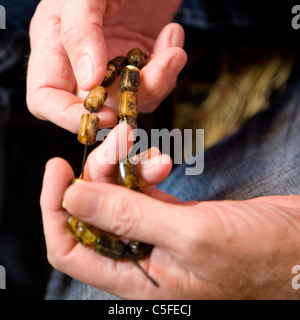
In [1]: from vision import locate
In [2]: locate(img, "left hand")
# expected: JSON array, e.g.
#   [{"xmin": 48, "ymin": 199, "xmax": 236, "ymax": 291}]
[
  {"xmin": 41, "ymin": 124, "xmax": 300, "ymax": 299},
  {"xmin": 27, "ymin": 0, "xmax": 187, "ymax": 132}
]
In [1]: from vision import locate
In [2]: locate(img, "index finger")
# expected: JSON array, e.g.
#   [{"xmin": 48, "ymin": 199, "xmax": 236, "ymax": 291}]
[{"xmin": 26, "ymin": 0, "xmax": 117, "ymax": 132}]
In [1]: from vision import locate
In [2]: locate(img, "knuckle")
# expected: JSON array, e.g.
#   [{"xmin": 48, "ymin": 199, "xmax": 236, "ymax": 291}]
[
  {"xmin": 61, "ymin": 23, "xmax": 101, "ymax": 52},
  {"xmin": 61, "ymin": 25, "xmax": 82, "ymax": 49},
  {"xmin": 149, "ymin": 86, "xmax": 164, "ymax": 101},
  {"xmin": 105, "ymin": 191, "xmax": 142, "ymax": 237}
]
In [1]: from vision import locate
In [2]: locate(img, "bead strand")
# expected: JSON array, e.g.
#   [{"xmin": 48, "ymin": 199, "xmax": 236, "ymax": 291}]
[{"xmin": 65, "ymin": 49, "xmax": 158, "ymax": 287}]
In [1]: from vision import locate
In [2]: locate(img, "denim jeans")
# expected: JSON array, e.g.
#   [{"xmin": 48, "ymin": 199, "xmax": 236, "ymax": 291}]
[{"xmin": 174, "ymin": 0, "xmax": 295, "ymax": 30}]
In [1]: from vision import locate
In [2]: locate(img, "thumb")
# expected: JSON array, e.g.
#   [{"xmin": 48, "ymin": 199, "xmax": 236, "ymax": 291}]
[
  {"xmin": 62, "ymin": 182, "xmax": 188, "ymax": 248},
  {"xmin": 61, "ymin": 0, "xmax": 107, "ymax": 90}
]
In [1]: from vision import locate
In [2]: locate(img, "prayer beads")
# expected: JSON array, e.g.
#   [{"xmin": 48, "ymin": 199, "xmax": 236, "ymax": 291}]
[{"xmin": 65, "ymin": 49, "xmax": 159, "ymax": 287}]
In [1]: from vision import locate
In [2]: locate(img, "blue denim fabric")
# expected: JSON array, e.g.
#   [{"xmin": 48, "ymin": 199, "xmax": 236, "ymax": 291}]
[
  {"xmin": 45, "ymin": 271, "xmax": 120, "ymax": 300},
  {"xmin": 159, "ymin": 80, "xmax": 300, "ymax": 200},
  {"xmin": 174, "ymin": 0, "xmax": 295, "ymax": 30}
]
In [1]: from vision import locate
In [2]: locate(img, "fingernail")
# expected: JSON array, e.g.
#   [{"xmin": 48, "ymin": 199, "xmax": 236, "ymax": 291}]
[{"xmin": 76, "ymin": 54, "xmax": 94, "ymax": 88}]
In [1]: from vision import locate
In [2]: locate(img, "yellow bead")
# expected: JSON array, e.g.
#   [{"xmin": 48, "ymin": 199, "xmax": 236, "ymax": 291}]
[
  {"xmin": 84, "ymin": 85, "xmax": 107, "ymax": 113},
  {"xmin": 119, "ymin": 90, "xmax": 138, "ymax": 119},
  {"xmin": 77, "ymin": 114, "xmax": 99, "ymax": 145},
  {"xmin": 66, "ymin": 216, "xmax": 100, "ymax": 247}
]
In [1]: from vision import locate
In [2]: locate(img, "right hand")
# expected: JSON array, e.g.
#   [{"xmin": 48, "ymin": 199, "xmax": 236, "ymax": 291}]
[
  {"xmin": 40, "ymin": 123, "xmax": 300, "ymax": 299},
  {"xmin": 26, "ymin": 0, "xmax": 187, "ymax": 132}
]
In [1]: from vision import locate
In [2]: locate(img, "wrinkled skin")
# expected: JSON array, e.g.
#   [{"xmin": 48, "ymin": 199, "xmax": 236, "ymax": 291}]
[{"xmin": 41, "ymin": 125, "xmax": 300, "ymax": 299}]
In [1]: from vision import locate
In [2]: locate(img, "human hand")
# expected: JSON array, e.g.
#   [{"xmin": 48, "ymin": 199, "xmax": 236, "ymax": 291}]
[
  {"xmin": 26, "ymin": 0, "xmax": 187, "ymax": 132},
  {"xmin": 41, "ymin": 125, "xmax": 300, "ymax": 299}
]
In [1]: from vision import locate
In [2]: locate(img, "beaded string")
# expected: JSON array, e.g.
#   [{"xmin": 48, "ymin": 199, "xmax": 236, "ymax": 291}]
[{"xmin": 66, "ymin": 49, "xmax": 159, "ymax": 287}]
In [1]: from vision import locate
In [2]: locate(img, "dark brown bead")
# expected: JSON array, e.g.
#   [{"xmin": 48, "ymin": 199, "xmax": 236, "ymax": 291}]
[
  {"xmin": 84, "ymin": 85, "xmax": 107, "ymax": 112},
  {"xmin": 127, "ymin": 48, "xmax": 146, "ymax": 70},
  {"xmin": 94, "ymin": 233, "xmax": 126, "ymax": 260},
  {"xmin": 111, "ymin": 56, "xmax": 128, "ymax": 73},
  {"xmin": 120, "ymin": 65, "xmax": 140, "ymax": 92},
  {"xmin": 102, "ymin": 56, "xmax": 127, "ymax": 87},
  {"xmin": 126, "ymin": 240, "xmax": 153, "ymax": 260},
  {"xmin": 101, "ymin": 64, "xmax": 117, "ymax": 87}
]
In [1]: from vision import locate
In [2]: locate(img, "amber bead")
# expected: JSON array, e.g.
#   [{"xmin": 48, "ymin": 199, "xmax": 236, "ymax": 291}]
[
  {"xmin": 66, "ymin": 216, "xmax": 100, "ymax": 247},
  {"xmin": 84, "ymin": 85, "xmax": 107, "ymax": 113},
  {"xmin": 117, "ymin": 160, "xmax": 138, "ymax": 189},
  {"xmin": 111, "ymin": 56, "xmax": 128, "ymax": 73},
  {"xmin": 119, "ymin": 115, "xmax": 137, "ymax": 130},
  {"xmin": 120, "ymin": 65, "xmax": 140, "ymax": 92},
  {"xmin": 119, "ymin": 90, "xmax": 138, "ymax": 119},
  {"xmin": 102, "ymin": 56, "xmax": 127, "ymax": 87},
  {"xmin": 127, "ymin": 48, "xmax": 146, "ymax": 70},
  {"xmin": 102, "ymin": 64, "xmax": 116, "ymax": 87},
  {"xmin": 94, "ymin": 233, "xmax": 126, "ymax": 260},
  {"xmin": 77, "ymin": 113, "xmax": 99, "ymax": 145}
]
